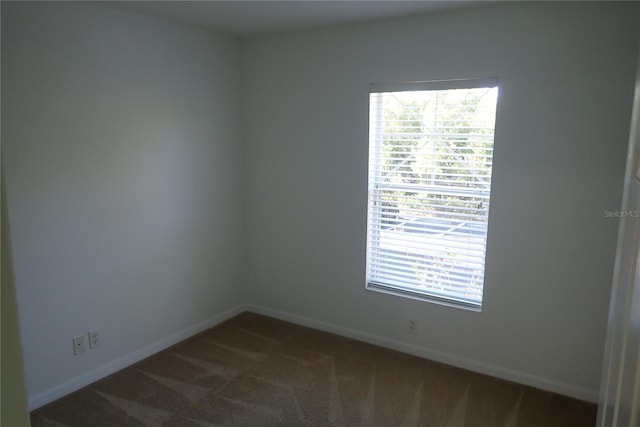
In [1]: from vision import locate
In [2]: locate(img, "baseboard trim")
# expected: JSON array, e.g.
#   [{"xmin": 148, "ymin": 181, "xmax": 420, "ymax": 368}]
[
  {"xmin": 28, "ymin": 304, "xmax": 247, "ymax": 411},
  {"xmin": 29, "ymin": 303, "xmax": 598, "ymax": 410},
  {"xmin": 246, "ymin": 304, "xmax": 599, "ymax": 403}
]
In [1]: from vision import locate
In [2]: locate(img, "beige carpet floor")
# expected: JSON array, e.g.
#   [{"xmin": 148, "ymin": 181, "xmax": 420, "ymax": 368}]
[{"xmin": 30, "ymin": 312, "xmax": 596, "ymax": 426}]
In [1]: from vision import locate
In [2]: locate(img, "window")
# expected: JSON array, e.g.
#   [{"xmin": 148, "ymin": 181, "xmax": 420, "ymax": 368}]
[{"xmin": 366, "ymin": 78, "xmax": 498, "ymax": 309}]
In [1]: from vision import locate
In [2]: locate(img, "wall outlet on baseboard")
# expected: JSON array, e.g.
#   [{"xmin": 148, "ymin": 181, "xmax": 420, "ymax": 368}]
[
  {"xmin": 73, "ymin": 335, "xmax": 86, "ymax": 355},
  {"xmin": 88, "ymin": 329, "xmax": 100, "ymax": 349},
  {"xmin": 408, "ymin": 319, "xmax": 417, "ymax": 335}
]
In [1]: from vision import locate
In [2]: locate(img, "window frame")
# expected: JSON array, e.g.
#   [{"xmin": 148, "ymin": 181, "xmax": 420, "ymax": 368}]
[{"xmin": 365, "ymin": 77, "xmax": 499, "ymax": 311}]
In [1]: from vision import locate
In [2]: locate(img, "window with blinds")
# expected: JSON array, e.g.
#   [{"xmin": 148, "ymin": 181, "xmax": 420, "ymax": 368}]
[{"xmin": 366, "ymin": 78, "xmax": 498, "ymax": 309}]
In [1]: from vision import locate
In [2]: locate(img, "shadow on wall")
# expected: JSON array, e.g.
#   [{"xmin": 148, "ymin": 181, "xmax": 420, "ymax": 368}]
[{"xmin": 1, "ymin": 172, "xmax": 31, "ymax": 426}]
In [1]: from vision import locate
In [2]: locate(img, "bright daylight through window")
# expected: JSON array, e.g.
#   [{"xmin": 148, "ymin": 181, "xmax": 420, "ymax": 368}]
[{"xmin": 366, "ymin": 78, "xmax": 498, "ymax": 309}]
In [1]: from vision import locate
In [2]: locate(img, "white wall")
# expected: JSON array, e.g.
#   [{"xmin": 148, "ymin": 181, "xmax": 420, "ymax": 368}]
[
  {"xmin": 242, "ymin": 2, "xmax": 640, "ymax": 400},
  {"xmin": 2, "ymin": 2, "xmax": 245, "ymax": 407}
]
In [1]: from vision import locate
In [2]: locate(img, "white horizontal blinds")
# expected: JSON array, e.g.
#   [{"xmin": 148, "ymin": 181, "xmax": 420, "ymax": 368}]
[{"xmin": 367, "ymin": 79, "xmax": 498, "ymax": 307}]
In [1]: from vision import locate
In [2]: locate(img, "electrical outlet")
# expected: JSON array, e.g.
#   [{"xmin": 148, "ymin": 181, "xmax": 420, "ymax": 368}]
[
  {"xmin": 88, "ymin": 329, "xmax": 100, "ymax": 349},
  {"xmin": 73, "ymin": 335, "xmax": 86, "ymax": 355},
  {"xmin": 408, "ymin": 319, "xmax": 417, "ymax": 335}
]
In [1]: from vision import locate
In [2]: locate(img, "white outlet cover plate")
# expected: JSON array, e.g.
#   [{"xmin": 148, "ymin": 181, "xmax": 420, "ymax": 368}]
[
  {"xmin": 88, "ymin": 329, "xmax": 100, "ymax": 349},
  {"xmin": 73, "ymin": 336, "xmax": 85, "ymax": 355}
]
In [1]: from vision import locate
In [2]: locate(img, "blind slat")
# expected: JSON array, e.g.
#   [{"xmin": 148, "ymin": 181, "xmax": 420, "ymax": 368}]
[{"xmin": 370, "ymin": 77, "xmax": 498, "ymax": 93}]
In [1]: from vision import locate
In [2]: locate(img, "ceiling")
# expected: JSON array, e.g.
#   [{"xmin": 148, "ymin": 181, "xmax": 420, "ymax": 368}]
[{"xmin": 104, "ymin": 1, "xmax": 488, "ymax": 37}]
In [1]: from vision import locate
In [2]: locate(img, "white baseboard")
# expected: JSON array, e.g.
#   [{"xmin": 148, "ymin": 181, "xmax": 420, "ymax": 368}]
[
  {"xmin": 246, "ymin": 304, "xmax": 599, "ymax": 403},
  {"xmin": 29, "ymin": 302, "xmax": 598, "ymax": 410},
  {"xmin": 28, "ymin": 304, "xmax": 247, "ymax": 411}
]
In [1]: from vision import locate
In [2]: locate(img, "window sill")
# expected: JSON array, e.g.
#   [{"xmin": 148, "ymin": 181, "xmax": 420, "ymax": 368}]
[{"xmin": 366, "ymin": 281, "xmax": 482, "ymax": 312}]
